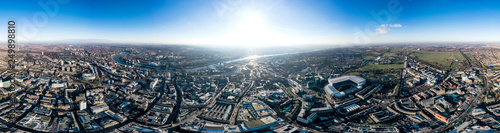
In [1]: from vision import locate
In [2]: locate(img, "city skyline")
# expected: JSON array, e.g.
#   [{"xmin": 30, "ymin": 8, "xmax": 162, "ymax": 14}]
[{"xmin": 1, "ymin": 0, "xmax": 500, "ymax": 47}]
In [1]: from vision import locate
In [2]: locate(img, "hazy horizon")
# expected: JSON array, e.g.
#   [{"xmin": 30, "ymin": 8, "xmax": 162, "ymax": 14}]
[{"xmin": 2, "ymin": 0, "xmax": 500, "ymax": 47}]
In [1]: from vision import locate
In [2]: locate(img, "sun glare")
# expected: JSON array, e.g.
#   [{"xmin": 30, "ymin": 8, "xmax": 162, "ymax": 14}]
[
  {"xmin": 239, "ymin": 13, "xmax": 267, "ymax": 35},
  {"xmin": 215, "ymin": 11, "xmax": 295, "ymax": 47},
  {"xmin": 244, "ymin": 55, "xmax": 260, "ymax": 60},
  {"xmin": 227, "ymin": 12, "xmax": 276, "ymax": 47}
]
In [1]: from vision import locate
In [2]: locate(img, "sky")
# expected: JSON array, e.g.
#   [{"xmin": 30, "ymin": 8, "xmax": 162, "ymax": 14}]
[{"xmin": 1, "ymin": 0, "xmax": 500, "ymax": 47}]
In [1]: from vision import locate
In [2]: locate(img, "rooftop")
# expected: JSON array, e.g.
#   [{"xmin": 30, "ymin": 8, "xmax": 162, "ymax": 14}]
[{"xmin": 328, "ymin": 75, "xmax": 365, "ymax": 85}]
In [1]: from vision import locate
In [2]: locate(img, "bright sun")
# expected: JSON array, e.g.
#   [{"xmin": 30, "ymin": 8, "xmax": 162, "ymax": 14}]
[
  {"xmin": 216, "ymin": 12, "xmax": 292, "ymax": 47},
  {"xmin": 229, "ymin": 12, "xmax": 275, "ymax": 46},
  {"xmin": 238, "ymin": 13, "xmax": 267, "ymax": 35}
]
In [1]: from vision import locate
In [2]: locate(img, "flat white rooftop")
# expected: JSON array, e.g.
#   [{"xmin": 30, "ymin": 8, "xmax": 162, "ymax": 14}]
[{"xmin": 328, "ymin": 75, "xmax": 365, "ymax": 85}]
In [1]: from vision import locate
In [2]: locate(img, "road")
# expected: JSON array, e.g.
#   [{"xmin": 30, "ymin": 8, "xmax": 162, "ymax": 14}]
[
  {"xmin": 0, "ymin": 86, "xmax": 51, "ymax": 133},
  {"xmin": 459, "ymin": 49, "xmax": 474, "ymax": 68},
  {"xmin": 164, "ymin": 75, "xmax": 183, "ymax": 125},
  {"xmin": 229, "ymin": 81, "xmax": 254, "ymax": 125},
  {"xmin": 93, "ymin": 63, "xmax": 131, "ymax": 80},
  {"xmin": 432, "ymin": 75, "xmax": 487, "ymax": 132},
  {"xmin": 89, "ymin": 77, "xmax": 166, "ymax": 133},
  {"xmin": 158, "ymin": 77, "xmax": 230, "ymax": 130},
  {"xmin": 430, "ymin": 50, "xmax": 485, "ymax": 132}
]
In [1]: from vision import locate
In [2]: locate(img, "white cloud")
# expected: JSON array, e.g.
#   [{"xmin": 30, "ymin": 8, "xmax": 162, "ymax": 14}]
[
  {"xmin": 375, "ymin": 23, "xmax": 403, "ymax": 34},
  {"xmin": 388, "ymin": 24, "xmax": 402, "ymax": 27},
  {"xmin": 376, "ymin": 27, "xmax": 389, "ymax": 34}
]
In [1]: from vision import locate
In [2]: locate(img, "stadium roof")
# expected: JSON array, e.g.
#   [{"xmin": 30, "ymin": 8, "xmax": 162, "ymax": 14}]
[{"xmin": 328, "ymin": 75, "xmax": 365, "ymax": 85}]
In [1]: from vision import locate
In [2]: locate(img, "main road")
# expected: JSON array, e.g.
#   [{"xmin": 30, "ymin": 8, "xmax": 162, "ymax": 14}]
[
  {"xmin": 431, "ymin": 75, "xmax": 487, "ymax": 133},
  {"xmin": 91, "ymin": 77, "xmax": 166, "ymax": 133},
  {"xmin": 159, "ymin": 76, "xmax": 229, "ymax": 129},
  {"xmin": 164, "ymin": 75, "xmax": 183, "ymax": 125}
]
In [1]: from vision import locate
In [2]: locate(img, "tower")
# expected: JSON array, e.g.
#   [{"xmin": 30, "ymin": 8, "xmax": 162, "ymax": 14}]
[{"xmin": 404, "ymin": 56, "xmax": 408, "ymax": 68}]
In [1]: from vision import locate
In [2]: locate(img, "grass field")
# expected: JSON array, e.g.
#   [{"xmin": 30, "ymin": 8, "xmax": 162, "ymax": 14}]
[
  {"xmin": 357, "ymin": 63, "xmax": 403, "ymax": 70},
  {"xmin": 411, "ymin": 51, "xmax": 465, "ymax": 68},
  {"xmin": 347, "ymin": 71, "xmax": 360, "ymax": 75},
  {"xmin": 369, "ymin": 52, "xmax": 382, "ymax": 56},
  {"xmin": 363, "ymin": 56, "xmax": 376, "ymax": 60},
  {"xmin": 450, "ymin": 62, "xmax": 461, "ymax": 68},
  {"xmin": 464, "ymin": 52, "xmax": 479, "ymax": 65},
  {"xmin": 382, "ymin": 48, "xmax": 407, "ymax": 57},
  {"xmin": 363, "ymin": 49, "xmax": 402, "ymax": 60},
  {"xmin": 382, "ymin": 52, "xmax": 397, "ymax": 57}
]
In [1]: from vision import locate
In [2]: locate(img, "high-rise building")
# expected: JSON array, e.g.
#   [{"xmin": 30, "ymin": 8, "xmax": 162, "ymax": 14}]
[{"xmin": 80, "ymin": 101, "xmax": 87, "ymax": 110}]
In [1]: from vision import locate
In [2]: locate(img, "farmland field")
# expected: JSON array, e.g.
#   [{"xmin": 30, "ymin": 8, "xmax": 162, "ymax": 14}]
[{"xmin": 411, "ymin": 51, "xmax": 465, "ymax": 68}]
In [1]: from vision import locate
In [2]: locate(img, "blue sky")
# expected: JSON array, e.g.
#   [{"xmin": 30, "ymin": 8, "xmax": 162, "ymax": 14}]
[{"xmin": 1, "ymin": 0, "xmax": 500, "ymax": 46}]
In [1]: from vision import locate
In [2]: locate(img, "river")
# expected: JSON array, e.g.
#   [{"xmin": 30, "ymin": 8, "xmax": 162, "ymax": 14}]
[
  {"xmin": 185, "ymin": 51, "xmax": 307, "ymax": 71},
  {"xmin": 113, "ymin": 48, "xmax": 316, "ymax": 71},
  {"xmin": 113, "ymin": 49, "xmax": 130, "ymax": 65}
]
